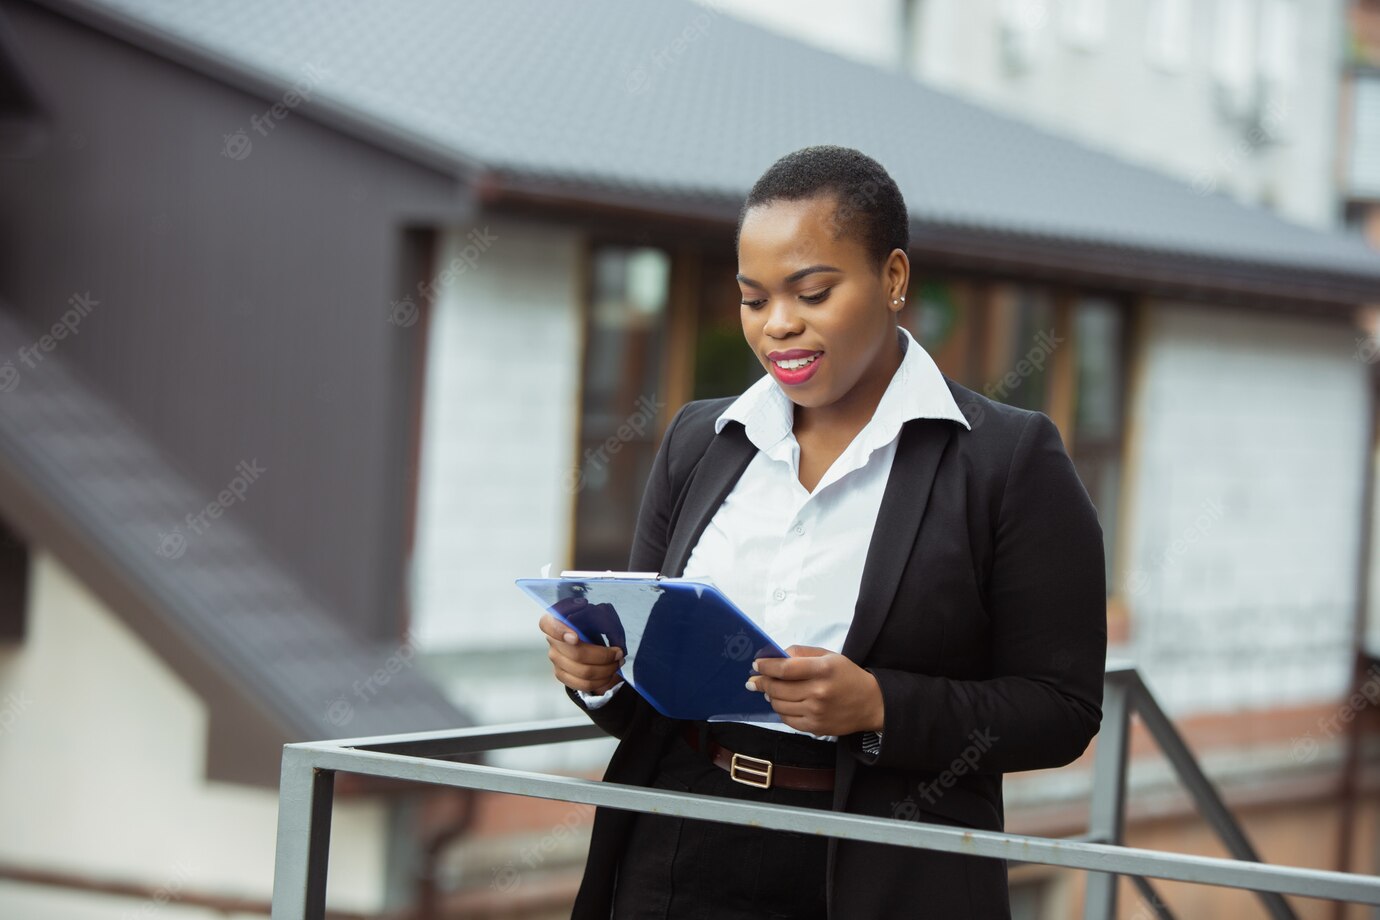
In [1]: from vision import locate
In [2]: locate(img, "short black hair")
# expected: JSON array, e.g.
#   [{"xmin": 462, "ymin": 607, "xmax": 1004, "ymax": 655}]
[{"xmin": 735, "ymin": 145, "xmax": 909, "ymax": 272}]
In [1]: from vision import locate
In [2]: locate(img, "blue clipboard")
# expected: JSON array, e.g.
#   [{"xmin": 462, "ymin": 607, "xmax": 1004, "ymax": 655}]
[{"xmin": 516, "ymin": 572, "xmax": 790, "ymax": 722}]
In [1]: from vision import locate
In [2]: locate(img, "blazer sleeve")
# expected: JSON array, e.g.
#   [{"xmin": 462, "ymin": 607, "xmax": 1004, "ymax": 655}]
[
  {"xmin": 563, "ymin": 402, "xmax": 692, "ymax": 740},
  {"xmin": 847, "ymin": 411, "xmax": 1107, "ymax": 773}
]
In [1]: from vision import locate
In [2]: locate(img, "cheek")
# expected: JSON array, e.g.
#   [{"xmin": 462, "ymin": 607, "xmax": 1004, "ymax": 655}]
[
  {"xmin": 820, "ymin": 316, "xmax": 874, "ymax": 379},
  {"xmin": 740, "ymin": 309, "xmax": 761, "ymax": 340}
]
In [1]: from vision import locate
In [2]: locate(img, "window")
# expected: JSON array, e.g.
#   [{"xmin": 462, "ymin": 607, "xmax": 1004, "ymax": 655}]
[
  {"xmin": 999, "ymin": 0, "xmax": 1048, "ymax": 73},
  {"xmin": 1060, "ymin": 0, "xmax": 1106, "ymax": 49},
  {"xmin": 692, "ymin": 250, "xmax": 763, "ymax": 401},
  {"xmin": 587, "ymin": 251, "xmax": 1133, "ymax": 598},
  {"xmin": 1069, "ymin": 297, "xmax": 1129, "ymax": 591},
  {"xmin": 902, "ymin": 277, "xmax": 1059, "ymax": 410},
  {"xmin": 1349, "ymin": 74, "xmax": 1380, "ymax": 199},
  {"xmin": 905, "ymin": 274, "xmax": 1130, "ymax": 598},
  {"xmin": 1213, "ymin": 0, "xmax": 1256, "ymax": 116},
  {"xmin": 1258, "ymin": 0, "xmax": 1294, "ymax": 134},
  {"xmin": 980, "ymin": 283, "xmax": 1058, "ymax": 413},
  {"xmin": 1146, "ymin": 0, "xmax": 1192, "ymax": 72},
  {"xmin": 904, "ymin": 277, "xmax": 984, "ymax": 386},
  {"xmin": 571, "ymin": 245, "xmax": 674, "ymax": 570}
]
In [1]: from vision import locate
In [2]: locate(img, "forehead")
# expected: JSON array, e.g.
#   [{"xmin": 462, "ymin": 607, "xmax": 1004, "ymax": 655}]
[{"xmin": 738, "ymin": 195, "xmax": 867, "ymax": 270}]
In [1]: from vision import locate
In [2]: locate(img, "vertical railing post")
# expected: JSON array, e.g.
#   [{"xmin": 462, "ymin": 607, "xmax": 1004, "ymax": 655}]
[
  {"xmin": 1129, "ymin": 675, "xmax": 1298, "ymax": 920},
  {"xmin": 271, "ymin": 746, "xmax": 336, "ymax": 920},
  {"xmin": 1084, "ymin": 675, "xmax": 1132, "ymax": 920}
]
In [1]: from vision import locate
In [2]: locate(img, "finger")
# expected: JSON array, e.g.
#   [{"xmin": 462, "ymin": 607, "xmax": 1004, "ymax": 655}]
[
  {"xmin": 535, "ymin": 615, "xmax": 574, "ymax": 645},
  {"xmin": 561, "ymin": 664, "xmax": 620, "ymax": 691},
  {"xmin": 749, "ymin": 675, "xmax": 810, "ymax": 702},
  {"xmin": 538, "ymin": 614, "xmax": 579, "ymax": 645},
  {"xmin": 765, "ymin": 696, "xmax": 814, "ymax": 718},
  {"xmin": 548, "ymin": 645, "xmax": 622, "ymax": 679},
  {"xmin": 545, "ymin": 633, "xmax": 624, "ymax": 665},
  {"xmin": 753, "ymin": 655, "xmax": 821, "ymax": 681},
  {"xmin": 751, "ymin": 655, "xmax": 789, "ymax": 677},
  {"xmin": 595, "ymin": 677, "xmax": 625, "ymax": 694},
  {"xmin": 784, "ymin": 645, "xmax": 831, "ymax": 658},
  {"xmin": 559, "ymin": 669, "xmax": 622, "ymax": 694},
  {"xmin": 551, "ymin": 650, "xmax": 623, "ymax": 680}
]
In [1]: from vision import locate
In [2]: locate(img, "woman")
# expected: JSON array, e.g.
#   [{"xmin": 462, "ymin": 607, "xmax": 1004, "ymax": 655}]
[{"xmin": 540, "ymin": 145, "xmax": 1107, "ymax": 919}]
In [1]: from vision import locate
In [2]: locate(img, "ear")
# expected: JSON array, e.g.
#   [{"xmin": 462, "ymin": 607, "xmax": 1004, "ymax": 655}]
[{"xmin": 884, "ymin": 247, "xmax": 909, "ymax": 311}]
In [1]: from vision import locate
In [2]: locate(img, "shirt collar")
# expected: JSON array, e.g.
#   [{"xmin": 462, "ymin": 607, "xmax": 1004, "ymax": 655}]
[{"xmin": 714, "ymin": 324, "xmax": 972, "ymax": 453}]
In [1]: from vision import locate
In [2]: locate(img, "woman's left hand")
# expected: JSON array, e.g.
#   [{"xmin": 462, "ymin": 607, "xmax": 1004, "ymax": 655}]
[{"xmin": 747, "ymin": 646, "xmax": 885, "ymax": 737}]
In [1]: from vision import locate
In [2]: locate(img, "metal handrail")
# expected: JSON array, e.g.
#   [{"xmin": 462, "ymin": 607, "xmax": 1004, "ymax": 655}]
[{"xmin": 270, "ymin": 662, "xmax": 1380, "ymax": 919}]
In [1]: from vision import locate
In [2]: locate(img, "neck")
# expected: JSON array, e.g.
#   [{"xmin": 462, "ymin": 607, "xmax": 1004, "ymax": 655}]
[{"xmin": 794, "ymin": 325, "xmax": 904, "ymax": 442}]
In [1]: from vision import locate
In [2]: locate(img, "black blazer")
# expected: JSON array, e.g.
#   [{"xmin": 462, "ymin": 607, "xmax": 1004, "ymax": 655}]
[{"xmin": 565, "ymin": 376, "xmax": 1107, "ymax": 919}]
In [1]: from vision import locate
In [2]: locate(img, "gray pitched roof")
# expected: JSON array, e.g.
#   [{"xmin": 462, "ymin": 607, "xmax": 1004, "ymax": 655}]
[
  {"xmin": 0, "ymin": 306, "xmax": 473, "ymax": 786},
  {"xmin": 28, "ymin": 0, "xmax": 1380, "ymax": 292}
]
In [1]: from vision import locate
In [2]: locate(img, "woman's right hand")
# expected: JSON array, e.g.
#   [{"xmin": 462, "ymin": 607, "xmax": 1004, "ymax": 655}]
[{"xmin": 539, "ymin": 613, "xmax": 625, "ymax": 694}]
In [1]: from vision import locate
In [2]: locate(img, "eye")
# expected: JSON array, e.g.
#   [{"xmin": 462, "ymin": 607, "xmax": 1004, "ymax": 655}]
[{"xmin": 740, "ymin": 287, "xmax": 832, "ymax": 308}]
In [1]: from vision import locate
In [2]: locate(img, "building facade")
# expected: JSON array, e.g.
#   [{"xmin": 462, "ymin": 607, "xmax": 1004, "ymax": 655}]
[{"xmin": 3, "ymin": 0, "xmax": 1379, "ymax": 917}]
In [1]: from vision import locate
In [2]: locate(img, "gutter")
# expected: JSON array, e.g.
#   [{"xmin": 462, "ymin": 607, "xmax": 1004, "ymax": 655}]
[{"xmin": 477, "ymin": 173, "xmax": 1380, "ymax": 311}]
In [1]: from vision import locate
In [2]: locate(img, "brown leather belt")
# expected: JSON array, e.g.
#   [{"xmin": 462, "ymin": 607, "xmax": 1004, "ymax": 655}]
[{"xmin": 680, "ymin": 722, "xmax": 834, "ymax": 791}]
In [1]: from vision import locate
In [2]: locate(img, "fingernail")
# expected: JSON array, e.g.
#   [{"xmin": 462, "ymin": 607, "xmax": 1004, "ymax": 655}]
[
  {"xmin": 745, "ymin": 679, "xmax": 756, "ymax": 691},
  {"xmin": 564, "ymin": 632, "xmax": 577, "ymax": 644}
]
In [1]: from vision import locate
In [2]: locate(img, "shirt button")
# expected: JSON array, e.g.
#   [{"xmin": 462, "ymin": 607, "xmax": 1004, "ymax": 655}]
[
  {"xmin": 773, "ymin": 588, "xmax": 786, "ymax": 601},
  {"xmin": 793, "ymin": 522, "xmax": 805, "ymax": 535}
]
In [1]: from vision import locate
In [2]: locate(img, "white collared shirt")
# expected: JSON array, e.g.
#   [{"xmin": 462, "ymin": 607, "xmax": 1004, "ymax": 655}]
[{"xmin": 578, "ymin": 324, "xmax": 971, "ymax": 744}]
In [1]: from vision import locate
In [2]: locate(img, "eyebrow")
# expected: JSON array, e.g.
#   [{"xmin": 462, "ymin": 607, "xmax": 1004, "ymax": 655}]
[{"xmin": 736, "ymin": 264, "xmax": 844, "ymax": 288}]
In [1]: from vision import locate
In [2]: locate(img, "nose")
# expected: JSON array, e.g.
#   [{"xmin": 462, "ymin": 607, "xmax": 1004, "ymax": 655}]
[{"xmin": 762, "ymin": 296, "xmax": 803, "ymax": 339}]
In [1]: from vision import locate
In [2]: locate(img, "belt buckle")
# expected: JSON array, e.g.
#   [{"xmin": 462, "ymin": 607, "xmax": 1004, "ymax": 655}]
[{"xmin": 729, "ymin": 751, "xmax": 773, "ymax": 789}]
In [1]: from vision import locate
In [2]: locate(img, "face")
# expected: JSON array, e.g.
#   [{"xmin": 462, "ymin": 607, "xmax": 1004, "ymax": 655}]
[{"xmin": 736, "ymin": 193, "xmax": 908, "ymax": 415}]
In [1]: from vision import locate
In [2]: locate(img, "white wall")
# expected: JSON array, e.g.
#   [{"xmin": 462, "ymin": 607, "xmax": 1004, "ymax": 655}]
[
  {"xmin": 0, "ymin": 550, "xmax": 390, "ymax": 918},
  {"xmin": 1122, "ymin": 303, "xmax": 1369, "ymax": 714},
  {"xmin": 697, "ymin": 0, "xmax": 1343, "ymax": 229},
  {"xmin": 408, "ymin": 217, "xmax": 618, "ymax": 771},
  {"xmin": 409, "ymin": 216, "xmax": 583, "ymax": 651},
  {"xmin": 695, "ymin": 0, "xmax": 902, "ymax": 67}
]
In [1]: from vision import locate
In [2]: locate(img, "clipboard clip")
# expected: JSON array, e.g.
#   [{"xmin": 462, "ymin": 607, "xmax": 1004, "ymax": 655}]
[{"xmin": 559, "ymin": 570, "xmax": 664, "ymax": 579}]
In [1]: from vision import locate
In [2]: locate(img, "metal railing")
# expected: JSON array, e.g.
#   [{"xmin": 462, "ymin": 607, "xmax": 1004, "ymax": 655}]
[{"xmin": 270, "ymin": 661, "xmax": 1380, "ymax": 919}]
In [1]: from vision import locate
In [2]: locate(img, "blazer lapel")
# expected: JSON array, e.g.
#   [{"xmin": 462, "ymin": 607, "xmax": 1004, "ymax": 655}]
[
  {"xmin": 661, "ymin": 421, "xmax": 758, "ymax": 577},
  {"xmin": 827, "ymin": 416, "xmax": 955, "ymax": 884},
  {"xmin": 662, "ymin": 415, "xmax": 954, "ymax": 663},
  {"xmin": 839, "ymin": 417, "xmax": 954, "ymax": 663}
]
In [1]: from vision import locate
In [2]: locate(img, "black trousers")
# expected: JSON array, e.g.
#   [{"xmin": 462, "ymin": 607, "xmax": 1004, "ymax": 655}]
[{"xmin": 610, "ymin": 720, "xmax": 837, "ymax": 920}]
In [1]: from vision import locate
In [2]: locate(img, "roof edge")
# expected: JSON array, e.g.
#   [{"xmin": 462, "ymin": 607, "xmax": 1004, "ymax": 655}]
[
  {"xmin": 481, "ymin": 173, "xmax": 1380, "ymax": 310},
  {"xmin": 0, "ymin": 437, "xmax": 301, "ymax": 787}
]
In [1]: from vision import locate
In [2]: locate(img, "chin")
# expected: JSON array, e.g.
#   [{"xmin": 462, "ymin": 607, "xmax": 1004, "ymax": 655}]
[{"xmin": 785, "ymin": 389, "xmax": 832, "ymax": 409}]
